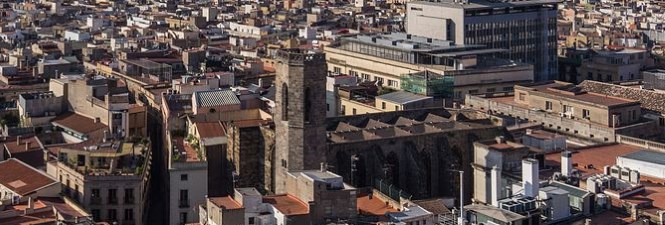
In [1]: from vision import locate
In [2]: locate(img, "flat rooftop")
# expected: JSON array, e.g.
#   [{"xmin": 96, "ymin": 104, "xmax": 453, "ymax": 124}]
[
  {"xmin": 375, "ymin": 91, "xmax": 433, "ymax": 105},
  {"xmin": 618, "ymin": 150, "xmax": 665, "ymax": 166},
  {"xmin": 544, "ymin": 144, "xmax": 641, "ymax": 178},
  {"xmin": 410, "ymin": 0, "xmax": 559, "ymax": 10}
]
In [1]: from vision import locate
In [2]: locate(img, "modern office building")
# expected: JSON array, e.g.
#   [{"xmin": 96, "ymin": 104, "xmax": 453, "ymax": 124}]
[
  {"xmin": 324, "ymin": 33, "xmax": 533, "ymax": 102},
  {"xmin": 406, "ymin": 0, "xmax": 558, "ymax": 81}
]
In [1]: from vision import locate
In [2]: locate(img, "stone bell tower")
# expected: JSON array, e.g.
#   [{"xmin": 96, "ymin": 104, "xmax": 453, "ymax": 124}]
[{"xmin": 273, "ymin": 49, "xmax": 328, "ymax": 193}]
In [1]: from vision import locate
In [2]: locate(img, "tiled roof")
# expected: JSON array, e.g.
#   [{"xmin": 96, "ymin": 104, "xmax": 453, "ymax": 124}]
[
  {"xmin": 195, "ymin": 90, "xmax": 240, "ymax": 107},
  {"xmin": 195, "ymin": 122, "xmax": 225, "ymax": 138},
  {"xmin": 209, "ymin": 196, "xmax": 243, "ymax": 210},
  {"xmin": 579, "ymin": 80, "xmax": 665, "ymax": 113},
  {"xmin": 0, "ymin": 159, "xmax": 57, "ymax": 196},
  {"xmin": 262, "ymin": 194, "xmax": 309, "ymax": 216},
  {"xmin": 51, "ymin": 113, "xmax": 108, "ymax": 134}
]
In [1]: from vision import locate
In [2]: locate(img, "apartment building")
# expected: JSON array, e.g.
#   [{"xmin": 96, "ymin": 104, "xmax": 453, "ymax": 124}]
[
  {"xmin": 406, "ymin": 0, "xmax": 558, "ymax": 81},
  {"xmin": 324, "ymin": 33, "xmax": 533, "ymax": 102},
  {"xmin": 577, "ymin": 48, "xmax": 650, "ymax": 83},
  {"xmin": 465, "ymin": 81, "xmax": 658, "ymax": 142},
  {"xmin": 44, "ymin": 115, "xmax": 151, "ymax": 225},
  {"xmin": 472, "ymin": 137, "xmax": 530, "ymax": 205},
  {"xmin": 199, "ymin": 168, "xmax": 357, "ymax": 225}
]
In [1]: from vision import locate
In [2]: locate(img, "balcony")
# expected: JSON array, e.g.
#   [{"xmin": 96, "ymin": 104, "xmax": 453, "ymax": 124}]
[
  {"xmin": 108, "ymin": 198, "xmax": 118, "ymax": 205},
  {"xmin": 179, "ymin": 199, "xmax": 190, "ymax": 208}
]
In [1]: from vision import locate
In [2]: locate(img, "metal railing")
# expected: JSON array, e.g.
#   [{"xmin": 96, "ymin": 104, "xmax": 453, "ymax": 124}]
[{"xmin": 374, "ymin": 178, "xmax": 412, "ymax": 201}]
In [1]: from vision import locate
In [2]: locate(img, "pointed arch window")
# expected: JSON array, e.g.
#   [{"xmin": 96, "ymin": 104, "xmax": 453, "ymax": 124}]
[
  {"xmin": 282, "ymin": 83, "xmax": 289, "ymax": 121},
  {"xmin": 304, "ymin": 88, "xmax": 311, "ymax": 123}
]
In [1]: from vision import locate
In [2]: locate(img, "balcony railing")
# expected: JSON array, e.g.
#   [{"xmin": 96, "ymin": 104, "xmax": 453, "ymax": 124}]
[
  {"xmin": 108, "ymin": 198, "xmax": 118, "ymax": 205},
  {"xmin": 179, "ymin": 199, "xmax": 190, "ymax": 208},
  {"xmin": 124, "ymin": 197, "xmax": 135, "ymax": 205}
]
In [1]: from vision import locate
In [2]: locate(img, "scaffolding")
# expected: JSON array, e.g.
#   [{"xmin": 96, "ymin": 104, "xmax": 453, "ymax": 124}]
[{"xmin": 400, "ymin": 70, "xmax": 453, "ymax": 97}]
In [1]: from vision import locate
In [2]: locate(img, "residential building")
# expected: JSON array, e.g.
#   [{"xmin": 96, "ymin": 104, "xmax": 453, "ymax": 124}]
[
  {"xmin": 406, "ymin": 0, "xmax": 558, "ymax": 81},
  {"xmin": 0, "ymin": 158, "xmax": 60, "ymax": 203},
  {"xmin": 472, "ymin": 137, "xmax": 530, "ymax": 205},
  {"xmin": 43, "ymin": 116, "xmax": 151, "ymax": 225},
  {"xmin": 465, "ymin": 81, "xmax": 658, "ymax": 142},
  {"xmin": 577, "ymin": 48, "xmax": 650, "ymax": 82}
]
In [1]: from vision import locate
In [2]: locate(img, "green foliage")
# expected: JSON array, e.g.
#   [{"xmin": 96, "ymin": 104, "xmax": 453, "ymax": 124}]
[{"xmin": 0, "ymin": 113, "xmax": 19, "ymax": 127}]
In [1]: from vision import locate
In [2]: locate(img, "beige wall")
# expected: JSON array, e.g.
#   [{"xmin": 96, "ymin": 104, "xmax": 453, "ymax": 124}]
[
  {"xmin": 339, "ymin": 98, "xmax": 383, "ymax": 116},
  {"xmin": 515, "ymin": 87, "xmax": 641, "ymax": 126},
  {"xmin": 206, "ymin": 199, "xmax": 244, "ymax": 225}
]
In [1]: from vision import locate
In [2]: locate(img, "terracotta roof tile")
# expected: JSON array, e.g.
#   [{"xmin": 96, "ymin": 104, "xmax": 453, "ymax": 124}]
[
  {"xmin": 262, "ymin": 194, "xmax": 309, "ymax": 216},
  {"xmin": 51, "ymin": 113, "xmax": 108, "ymax": 134},
  {"xmin": 196, "ymin": 122, "xmax": 225, "ymax": 138},
  {"xmin": 0, "ymin": 159, "xmax": 56, "ymax": 196},
  {"xmin": 209, "ymin": 196, "xmax": 243, "ymax": 210}
]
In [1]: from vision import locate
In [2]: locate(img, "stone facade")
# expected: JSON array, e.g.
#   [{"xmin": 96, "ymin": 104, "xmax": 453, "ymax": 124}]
[
  {"xmin": 325, "ymin": 109, "xmax": 508, "ymax": 202},
  {"xmin": 273, "ymin": 49, "xmax": 328, "ymax": 193}
]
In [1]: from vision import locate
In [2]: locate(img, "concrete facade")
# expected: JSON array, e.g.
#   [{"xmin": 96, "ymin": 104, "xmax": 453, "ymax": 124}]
[{"xmin": 406, "ymin": 0, "xmax": 558, "ymax": 81}]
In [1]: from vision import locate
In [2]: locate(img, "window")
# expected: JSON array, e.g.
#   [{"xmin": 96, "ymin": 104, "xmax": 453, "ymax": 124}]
[
  {"xmin": 388, "ymin": 79, "xmax": 398, "ymax": 88},
  {"xmin": 375, "ymin": 77, "xmax": 384, "ymax": 85},
  {"xmin": 631, "ymin": 110, "xmax": 637, "ymax": 120},
  {"xmin": 333, "ymin": 67, "xmax": 341, "ymax": 73},
  {"xmin": 124, "ymin": 209, "xmax": 134, "ymax": 221},
  {"xmin": 582, "ymin": 109, "xmax": 590, "ymax": 119},
  {"xmin": 518, "ymin": 93, "xmax": 525, "ymax": 101},
  {"xmin": 395, "ymin": 106, "xmax": 399, "ymax": 111},
  {"xmin": 486, "ymin": 88, "xmax": 496, "ymax": 93},
  {"xmin": 179, "ymin": 190, "xmax": 189, "ymax": 208},
  {"xmin": 545, "ymin": 101, "xmax": 552, "ymax": 111},
  {"xmin": 180, "ymin": 212, "xmax": 188, "ymax": 225},
  {"xmin": 349, "ymin": 70, "xmax": 357, "ymax": 76},
  {"xmin": 503, "ymin": 86, "xmax": 513, "ymax": 92},
  {"xmin": 304, "ymin": 88, "xmax": 311, "ymax": 123},
  {"xmin": 327, "ymin": 104, "xmax": 330, "ymax": 112},
  {"xmin": 469, "ymin": 89, "xmax": 479, "ymax": 94},
  {"xmin": 108, "ymin": 189, "xmax": 117, "ymax": 204},
  {"xmin": 91, "ymin": 189, "xmax": 101, "ymax": 204},
  {"xmin": 124, "ymin": 188, "xmax": 134, "ymax": 204},
  {"xmin": 361, "ymin": 73, "xmax": 370, "ymax": 81},
  {"xmin": 659, "ymin": 117, "xmax": 665, "ymax": 126},
  {"xmin": 108, "ymin": 209, "xmax": 117, "ymax": 221},
  {"xmin": 381, "ymin": 102, "xmax": 386, "ymax": 109},
  {"xmin": 352, "ymin": 108, "xmax": 357, "ymax": 115},
  {"xmin": 249, "ymin": 217, "xmax": 255, "ymax": 224},
  {"xmin": 281, "ymin": 84, "xmax": 288, "ymax": 121},
  {"xmin": 180, "ymin": 174, "xmax": 188, "ymax": 181},
  {"xmin": 91, "ymin": 209, "xmax": 100, "ymax": 221}
]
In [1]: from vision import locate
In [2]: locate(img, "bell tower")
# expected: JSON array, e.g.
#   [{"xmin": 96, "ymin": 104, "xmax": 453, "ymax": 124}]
[{"xmin": 273, "ymin": 49, "xmax": 328, "ymax": 193}]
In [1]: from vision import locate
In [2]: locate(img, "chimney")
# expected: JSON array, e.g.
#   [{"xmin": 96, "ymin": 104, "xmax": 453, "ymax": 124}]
[
  {"xmin": 258, "ymin": 78, "xmax": 264, "ymax": 87},
  {"xmin": 27, "ymin": 197, "xmax": 33, "ymax": 210},
  {"xmin": 103, "ymin": 130, "xmax": 109, "ymax": 142},
  {"xmin": 522, "ymin": 158, "xmax": 539, "ymax": 198},
  {"xmin": 495, "ymin": 136, "xmax": 505, "ymax": 144},
  {"xmin": 16, "ymin": 136, "xmax": 20, "ymax": 145},
  {"xmin": 561, "ymin": 151, "xmax": 573, "ymax": 177},
  {"xmin": 526, "ymin": 129, "xmax": 533, "ymax": 135},
  {"xmin": 320, "ymin": 162, "xmax": 326, "ymax": 172},
  {"xmin": 491, "ymin": 166, "xmax": 501, "ymax": 207},
  {"xmin": 25, "ymin": 141, "xmax": 29, "ymax": 151}
]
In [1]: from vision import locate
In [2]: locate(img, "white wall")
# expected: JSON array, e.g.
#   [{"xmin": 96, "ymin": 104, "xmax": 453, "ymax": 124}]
[{"xmin": 169, "ymin": 166, "xmax": 208, "ymax": 225}]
